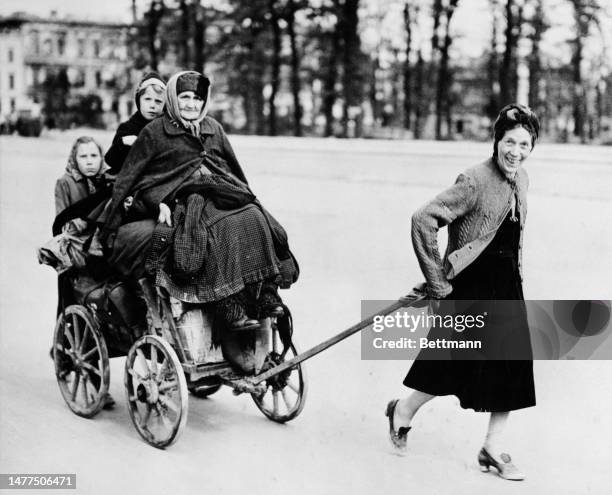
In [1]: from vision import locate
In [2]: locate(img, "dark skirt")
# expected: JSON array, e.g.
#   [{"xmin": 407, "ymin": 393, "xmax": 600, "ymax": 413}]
[
  {"xmin": 156, "ymin": 201, "xmax": 296, "ymax": 303},
  {"xmin": 404, "ymin": 212, "xmax": 536, "ymax": 412}
]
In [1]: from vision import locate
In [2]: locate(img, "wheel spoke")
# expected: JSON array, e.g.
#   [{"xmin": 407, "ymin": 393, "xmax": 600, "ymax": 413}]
[
  {"xmin": 72, "ymin": 314, "xmax": 81, "ymax": 352},
  {"xmin": 136, "ymin": 348, "xmax": 150, "ymax": 375},
  {"xmin": 81, "ymin": 346, "xmax": 99, "ymax": 361},
  {"xmin": 156, "ymin": 359, "xmax": 169, "ymax": 384},
  {"xmin": 156, "ymin": 404, "xmax": 173, "ymax": 430},
  {"xmin": 158, "ymin": 380, "xmax": 178, "ymax": 393},
  {"xmin": 63, "ymin": 324, "xmax": 76, "ymax": 350},
  {"xmin": 70, "ymin": 372, "xmax": 81, "ymax": 402},
  {"xmin": 81, "ymin": 361, "xmax": 102, "ymax": 377},
  {"xmin": 128, "ymin": 367, "xmax": 146, "ymax": 382},
  {"xmin": 81, "ymin": 374, "xmax": 90, "ymax": 406},
  {"xmin": 272, "ymin": 390, "xmax": 280, "ymax": 416},
  {"xmin": 159, "ymin": 395, "xmax": 179, "ymax": 415},
  {"xmin": 140, "ymin": 404, "xmax": 152, "ymax": 427},
  {"xmin": 287, "ymin": 379, "xmax": 300, "ymax": 394},
  {"xmin": 150, "ymin": 345, "xmax": 158, "ymax": 375},
  {"xmin": 78, "ymin": 325, "xmax": 91, "ymax": 354},
  {"xmin": 281, "ymin": 389, "xmax": 293, "ymax": 411}
]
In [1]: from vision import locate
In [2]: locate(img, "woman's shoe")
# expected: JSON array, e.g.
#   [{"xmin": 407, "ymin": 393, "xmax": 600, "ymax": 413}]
[
  {"xmin": 385, "ymin": 399, "xmax": 411, "ymax": 455},
  {"xmin": 478, "ymin": 448, "xmax": 525, "ymax": 481},
  {"xmin": 229, "ymin": 316, "xmax": 261, "ymax": 331}
]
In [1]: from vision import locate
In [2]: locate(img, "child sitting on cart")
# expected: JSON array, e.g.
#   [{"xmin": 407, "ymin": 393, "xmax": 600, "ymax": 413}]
[{"xmin": 39, "ymin": 136, "xmax": 116, "ymax": 408}]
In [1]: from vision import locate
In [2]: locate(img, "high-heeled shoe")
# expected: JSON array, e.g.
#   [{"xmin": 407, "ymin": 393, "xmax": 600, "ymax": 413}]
[
  {"xmin": 385, "ymin": 399, "xmax": 411, "ymax": 455},
  {"xmin": 478, "ymin": 447, "xmax": 525, "ymax": 481}
]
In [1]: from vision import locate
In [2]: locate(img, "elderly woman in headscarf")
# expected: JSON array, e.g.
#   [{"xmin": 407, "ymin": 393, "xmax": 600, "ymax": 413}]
[{"xmin": 99, "ymin": 71, "xmax": 297, "ymax": 330}]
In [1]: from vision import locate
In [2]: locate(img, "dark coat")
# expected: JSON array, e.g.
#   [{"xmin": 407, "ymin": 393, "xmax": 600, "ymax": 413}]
[
  {"xmin": 100, "ymin": 114, "xmax": 248, "ymax": 243},
  {"xmin": 104, "ymin": 112, "xmax": 151, "ymax": 174}
]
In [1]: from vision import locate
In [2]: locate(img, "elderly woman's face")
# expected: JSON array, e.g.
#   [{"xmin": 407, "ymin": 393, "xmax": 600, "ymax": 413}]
[
  {"xmin": 177, "ymin": 91, "xmax": 204, "ymax": 121},
  {"xmin": 496, "ymin": 126, "xmax": 533, "ymax": 179}
]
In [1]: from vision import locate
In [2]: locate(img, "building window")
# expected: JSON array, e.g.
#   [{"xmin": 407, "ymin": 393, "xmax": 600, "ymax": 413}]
[
  {"xmin": 9, "ymin": 74, "xmax": 15, "ymax": 90},
  {"xmin": 58, "ymin": 33, "xmax": 66, "ymax": 56},
  {"xmin": 8, "ymin": 49, "xmax": 14, "ymax": 63},
  {"xmin": 10, "ymin": 99, "xmax": 16, "ymax": 112},
  {"xmin": 93, "ymin": 40, "xmax": 100, "ymax": 58},
  {"xmin": 31, "ymin": 30, "xmax": 40, "ymax": 54},
  {"xmin": 43, "ymin": 38, "xmax": 53, "ymax": 55},
  {"xmin": 77, "ymin": 39, "xmax": 85, "ymax": 57},
  {"xmin": 95, "ymin": 71, "xmax": 102, "ymax": 88}
]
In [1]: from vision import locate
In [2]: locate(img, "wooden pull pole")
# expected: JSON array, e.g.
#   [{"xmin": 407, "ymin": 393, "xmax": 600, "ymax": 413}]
[{"xmin": 252, "ymin": 292, "xmax": 427, "ymax": 385}]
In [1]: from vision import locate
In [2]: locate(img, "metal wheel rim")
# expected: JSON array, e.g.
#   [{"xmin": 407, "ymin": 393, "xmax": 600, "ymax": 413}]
[
  {"xmin": 252, "ymin": 329, "xmax": 307, "ymax": 423},
  {"xmin": 125, "ymin": 335, "xmax": 188, "ymax": 448},
  {"xmin": 53, "ymin": 305, "xmax": 109, "ymax": 418}
]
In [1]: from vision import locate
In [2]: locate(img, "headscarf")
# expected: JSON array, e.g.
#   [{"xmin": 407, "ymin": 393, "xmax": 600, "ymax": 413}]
[
  {"xmin": 165, "ymin": 71, "xmax": 212, "ymax": 136},
  {"xmin": 492, "ymin": 103, "xmax": 540, "ymax": 159},
  {"xmin": 66, "ymin": 136, "xmax": 107, "ymax": 194}
]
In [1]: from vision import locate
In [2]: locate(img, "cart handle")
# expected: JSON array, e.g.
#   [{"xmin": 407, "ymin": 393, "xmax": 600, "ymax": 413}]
[{"xmin": 251, "ymin": 287, "xmax": 428, "ymax": 385}]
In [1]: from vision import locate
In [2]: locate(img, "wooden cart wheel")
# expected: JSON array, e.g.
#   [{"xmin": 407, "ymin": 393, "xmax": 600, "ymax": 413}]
[
  {"xmin": 251, "ymin": 326, "xmax": 307, "ymax": 423},
  {"xmin": 53, "ymin": 305, "xmax": 110, "ymax": 418},
  {"xmin": 189, "ymin": 384, "xmax": 222, "ymax": 398},
  {"xmin": 125, "ymin": 335, "xmax": 188, "ymax": 448}
]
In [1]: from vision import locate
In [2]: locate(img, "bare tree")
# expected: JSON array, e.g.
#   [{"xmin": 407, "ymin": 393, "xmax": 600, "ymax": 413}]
[
  {"xmin": 145, "ymin": 0, "xmax": 165, "ymax": 70},
  {"xmin": 434, "ymin": 0, "xmax": 459, "ymax": 140},
  {"xmin": 285, "ymin": 0, "xmax": 304, "ymax": 136},
  {"xmin": 568, "ymin": 0, "xmax": 601, "ymax": 142},
  {"xmin": 402, "ymin": 1, "xmax": 416, "ymax": 130}
]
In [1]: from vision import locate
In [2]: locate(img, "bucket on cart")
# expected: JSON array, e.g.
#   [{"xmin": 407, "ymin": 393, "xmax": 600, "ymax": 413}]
[
  {"xmin": 175, "ymin": 308, "xmax": 225, "ymax": 364},
  {"xmin": 221, "ymin": 319, "xmax": 272, "ymax": 375}
]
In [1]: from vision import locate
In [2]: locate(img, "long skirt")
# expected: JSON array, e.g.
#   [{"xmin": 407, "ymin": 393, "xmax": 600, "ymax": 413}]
[{"xmin": 403, "ymin": 213, "xmax": 535, "ymax": 412}]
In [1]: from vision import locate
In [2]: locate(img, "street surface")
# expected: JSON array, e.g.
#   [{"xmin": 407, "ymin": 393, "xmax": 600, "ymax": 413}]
[{"xmin": 1, "ymin": 130, "xmax": 611, "ymax": 494}]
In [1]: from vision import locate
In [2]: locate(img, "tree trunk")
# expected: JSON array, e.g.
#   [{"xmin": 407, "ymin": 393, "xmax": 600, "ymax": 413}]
[
  {"xmin": 402, "ymin": 2, "xmax": 413, "ymax": 130},
  {"xmin": 268, "ymin": 0, "xmax": 281, "ymax": 136},
  {"xmin": 147, "ymin": 0, "xmax": 165, "ymax": 71},
  {"xmin": 193, "ymin": 1, "xmax": 206, "ymax": 72},
  {"xmin": 323, "ymin": 1, "xmax": 341, "ymax": 137},
  {"xmin": 487, "ymin": 3, "xmax": 500, "ymax": 120},
  {"xmin": 414, "ymin": 49, "xmax": 424, "ymax": 138},
  {"xmin": 435, "ymin": 0, "xmax": 458, "ymax": 140},
  {"xmin": 179, "ymin": 0, "xmax": 190, "ymax": 67},
  {"xmin": 527, "ymin": 0, "xmax": 544, "ymax": 110},
  {"xmin": 341, "ymin": 0, "xmax": 362, "ymax": 137},
  {"xmin": 286, "ymin": 0, "xmax": 303, "ymax": 136},
  {"xmin": 499, "ymin": 0, "xmax": 515, "ymax": 105}
]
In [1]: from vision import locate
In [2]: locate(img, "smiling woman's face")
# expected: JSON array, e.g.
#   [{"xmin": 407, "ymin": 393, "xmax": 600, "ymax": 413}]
[
  {"xmin": 177, "ymin": 91, "xmax": 204, "ymax": 121},
  {"xmin": 496, "ymin": 126, "xmax": 533, "ymax": 179}
]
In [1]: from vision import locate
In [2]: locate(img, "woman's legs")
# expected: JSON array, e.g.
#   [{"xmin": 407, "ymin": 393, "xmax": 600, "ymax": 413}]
[
  {"xmin": 393, "ymin": 390, "xmax": 436, "ymax": 427},
  {"xmin": 484, "ymin": 411, "xmax": 509, "ymax": 457}
]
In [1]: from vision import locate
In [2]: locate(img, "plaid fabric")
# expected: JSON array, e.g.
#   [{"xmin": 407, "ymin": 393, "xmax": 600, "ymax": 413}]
[{"xmin": 153, "ymin": 198, "xmax": 297, "ymax": 304}]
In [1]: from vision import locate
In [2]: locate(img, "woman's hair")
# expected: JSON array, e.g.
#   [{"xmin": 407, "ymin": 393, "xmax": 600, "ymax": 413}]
[
  {"xmin": 492, "ymin": 103, "xmax": 540, "ymax": 157},
  {"xmin": 67, "ymin": 136, "xmax": 104, "ymax": 177}
]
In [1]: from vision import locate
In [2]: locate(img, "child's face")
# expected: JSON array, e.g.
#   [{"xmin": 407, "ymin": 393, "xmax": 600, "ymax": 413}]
[
  {"xmin": 75, "ymin": 142, "xmax": 102, "ymax": 177},
  {"xmin": 139, "ymin": 86, "xmax": 165, "ymax": 120}
]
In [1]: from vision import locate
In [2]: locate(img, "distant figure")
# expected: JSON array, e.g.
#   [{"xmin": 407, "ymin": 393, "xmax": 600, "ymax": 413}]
[
  {"xmin": 386, "ymin": 103, "xmax": 540, "ymax": 481},
  {"xmin": 104, "ymin": 72, "xmax": 166, "ymax": 174}
]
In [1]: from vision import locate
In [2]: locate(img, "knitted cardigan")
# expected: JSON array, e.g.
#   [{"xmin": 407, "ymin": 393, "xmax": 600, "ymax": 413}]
[{"xmin": 411, "ymin": 157, "xmax": 529, "ymax": 298}]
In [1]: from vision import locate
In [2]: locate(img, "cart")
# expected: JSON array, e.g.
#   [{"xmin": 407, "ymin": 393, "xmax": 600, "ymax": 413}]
[{"xmin": 52, "ymin": 276, "xmax": 425, "ymax": 449}]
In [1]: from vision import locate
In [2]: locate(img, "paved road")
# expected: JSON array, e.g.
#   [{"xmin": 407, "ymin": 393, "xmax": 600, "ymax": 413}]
[{"xmin": 1, "ymin": 131, "xmax": 611, "ymax": 494}]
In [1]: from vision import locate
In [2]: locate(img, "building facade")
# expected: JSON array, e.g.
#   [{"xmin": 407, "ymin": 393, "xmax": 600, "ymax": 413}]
[{"xmin": 0, "ymin": 13, "xmax": 136, "ymax": 129}]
